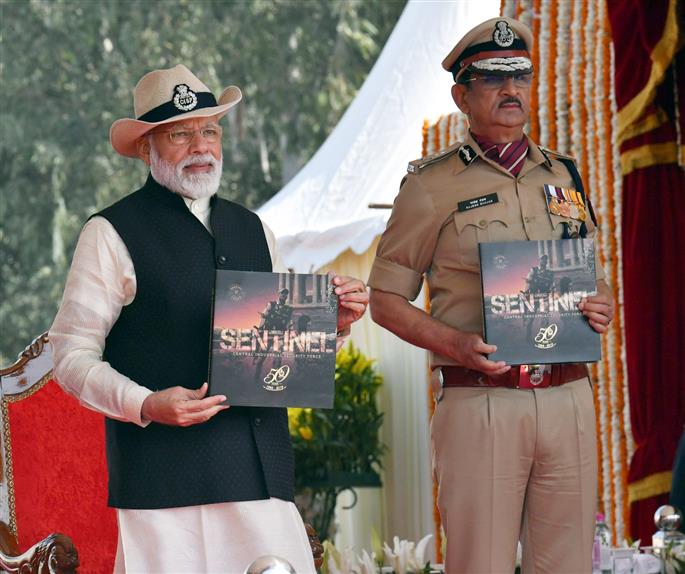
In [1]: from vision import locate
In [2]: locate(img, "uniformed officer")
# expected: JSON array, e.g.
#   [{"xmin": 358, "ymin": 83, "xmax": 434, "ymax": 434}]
[
  {"xmin": 526, "ymin": 254, "xmax": 554, "ymax": 294},
  {"xmin": 261, "ymin": 288, "xmax": 294, "ymax": 331},
  {"xmin": 368, "ymin": 17, "xmax": 614, "ymax": 574}
]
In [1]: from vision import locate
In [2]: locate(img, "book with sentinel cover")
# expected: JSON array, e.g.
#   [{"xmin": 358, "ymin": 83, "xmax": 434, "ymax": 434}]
[
  {"xmin": 208, "ymin": 270, "xmax": 338, "ymax": 408},
  {"xmin": 478, "ymin": 239, "xmax": 601, "ymax": 365}
]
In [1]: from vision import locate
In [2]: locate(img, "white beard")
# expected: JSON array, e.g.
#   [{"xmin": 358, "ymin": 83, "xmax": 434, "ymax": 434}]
[{"xmin": 149, "ymin": 143, "xmax": 222, "ymax": 200}]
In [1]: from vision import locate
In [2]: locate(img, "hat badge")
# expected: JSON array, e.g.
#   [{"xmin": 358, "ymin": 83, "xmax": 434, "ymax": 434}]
[
  {"xmin": 493, "ymin": 21, "xmax": 515, "ymax": 47},
  {"xmin": 172, "ymin": 84, "xmax": 198, "ymax": 112}
]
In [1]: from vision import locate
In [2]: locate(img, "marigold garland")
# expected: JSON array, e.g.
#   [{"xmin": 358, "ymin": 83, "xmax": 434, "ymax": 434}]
[
  {"xmin": 610, "ymin": 44, "xmax": 634, "ymax": 534},
  {"xmin": 515, "ymin": 0, "xmax": 523, "ymax": 19},
  {"xmin": 555, "ymin": 0, "xmax": 570, "ymax": 152},
  {"xmin": 547, "ymin": 0, "xmax": 558, "ymax": 150},
  {"xmin": 422, "ymin": 119, "xmax": 429, "ymax": 158},
  {"xmin": 422, "ymin": 285, "xmax": 443, "ymax": 564},
  {"xmin": 589, "ymin": 0, "xmax": 620, "ymax": 541},
  {"xmin": 434, "ymin": 115, "xmax": 442, "ymax": 157},
  {"xmin": 517, "ymin": 0, "xmax": 533, "ymax": 33},
  {"xmin": 538, "ymin": 0, "xmax": 551, "ymax": 145},
  {"xmin": 422, "ymin": 119, "xmax": 442, "ymax": 561},
  {"xmin": 604, "ymin": 6, "xmax": 630, "ymax": 541},
  {"xmin": 578, "ymin": 0, "xmax": 590, "ymax": 184},
  {"xmin": 602, "ymin": 6, "xmax": 622, "ymax": 537},
  {"xmin": 568, "ymin": 0, "xmax": 584, "ymax": 171},
  {"xmin": 529, "ymin": 0, "xmax": 541, "ymax": 142},
  {"xmin": 441, "ymin": 115, "xmax": 450, "ymax": 151}
]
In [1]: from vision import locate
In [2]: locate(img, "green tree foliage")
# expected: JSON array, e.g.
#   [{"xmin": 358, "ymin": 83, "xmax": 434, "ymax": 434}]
[{"xmin": 0, "ymin": 0, "xmax": 406, "ymax": 364}]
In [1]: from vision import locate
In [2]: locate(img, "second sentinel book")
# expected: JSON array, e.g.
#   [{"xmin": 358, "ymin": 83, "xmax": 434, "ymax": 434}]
[
  {"xmin": 478, "ymin": 239, "xmax": 601, "ymax": 365},
  {"xmin": 209, "ymin": 271, "xmax": 338, "ymax": 408}
]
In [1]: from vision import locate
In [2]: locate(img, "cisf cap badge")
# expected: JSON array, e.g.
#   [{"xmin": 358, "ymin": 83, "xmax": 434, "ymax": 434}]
[
  {"xmin": 493, "ymin": 21, "xmax": 515, "ymax": 47},
  {"xmin": 173, "ymin": 84, "xmax": 198, "ymax": 112}
]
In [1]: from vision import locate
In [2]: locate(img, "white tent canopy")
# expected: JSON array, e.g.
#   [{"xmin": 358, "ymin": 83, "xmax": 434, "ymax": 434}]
[
  {"xmin": 259, "ymin": 0, "xmax": 501, "ymax": 555},
  {"xmin": 259, "ymin": 0, "xmax": 500, "ymax": 272}
]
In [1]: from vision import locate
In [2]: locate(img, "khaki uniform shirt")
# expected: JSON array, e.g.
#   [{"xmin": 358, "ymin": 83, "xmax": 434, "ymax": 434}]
[{"xmin": 368, "ymin": 133, "xmax": 604, "ymax": 368}]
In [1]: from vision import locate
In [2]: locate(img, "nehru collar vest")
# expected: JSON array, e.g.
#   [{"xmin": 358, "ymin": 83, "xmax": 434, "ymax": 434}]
[{"xmin": 95, "ymin": 176, "xmax": 295, "ymax": 510}]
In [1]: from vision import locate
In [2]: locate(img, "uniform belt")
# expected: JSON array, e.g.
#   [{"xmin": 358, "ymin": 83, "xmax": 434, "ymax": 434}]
[{"xmin": 440, "ymin": 363, "xmax": 589, "ymax": 390}]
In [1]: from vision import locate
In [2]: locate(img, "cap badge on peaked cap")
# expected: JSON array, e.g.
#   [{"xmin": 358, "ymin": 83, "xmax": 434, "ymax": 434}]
[
  {"xmin": 173, "ymin": 84, "xmax": 198, "ymax": 112},
  {"xmin": 493, "ymin": 21, "xmax": 515, "ymax": 47}
]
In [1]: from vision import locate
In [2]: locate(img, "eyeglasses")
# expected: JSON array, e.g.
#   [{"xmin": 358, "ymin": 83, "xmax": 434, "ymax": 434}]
[
  {"xmin": 464, "ymin": 74, "xmax": 534, "ymax": 89},
  {"xmin": 151, "ymin": 123, "xmax": 223, "ymax": 145}
]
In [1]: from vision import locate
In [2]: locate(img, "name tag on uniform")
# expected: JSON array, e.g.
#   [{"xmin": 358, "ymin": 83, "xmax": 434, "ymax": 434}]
[{"xmin": 457, "ymin": 193, "xmax": 499, "ymax": 212}]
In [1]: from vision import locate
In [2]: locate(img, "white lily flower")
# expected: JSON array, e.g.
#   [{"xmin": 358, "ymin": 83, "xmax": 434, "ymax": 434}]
[
  {"xmin": 395, "ymin": 536, "xmax": 414, "ymax": 574},
  {"xmin": 410, "ymin": 534, "xmax": 433, "ymax": 571},
  {"xmin": 357, "ymin": 549, "xmax": 378, "ymax": 574},
  {"xmin": 323, "ymin": 540, "xmax": 344, "ymax": 574},
  {"xmin": 383, "ymin": 540, "xmax": 401, "ymax": 573},
  {"xmin": 380, "ymin": 534, "xmax": 434, "ymax": 573},
  {"xmin": 323, "ymin": 541, "xmax": 361, "ymax": 574},
  {"xmin": 340, "ymin": 547, "xmax": 358, "ymax": 574}
]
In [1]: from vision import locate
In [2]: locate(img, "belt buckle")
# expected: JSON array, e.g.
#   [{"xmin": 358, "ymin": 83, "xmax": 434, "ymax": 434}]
[
  {"xmin": 519, "ymin": 364, "xmax": 552, "ymax": 388},
  {"xmin": 433, "ymin": 368, "xmax": 445, "ymax": 403}
]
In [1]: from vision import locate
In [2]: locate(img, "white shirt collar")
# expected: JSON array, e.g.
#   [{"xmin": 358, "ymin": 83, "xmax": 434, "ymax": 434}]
[{"xmin": 182, "ymin": 195, "xmax": 212, "ymax": 215}]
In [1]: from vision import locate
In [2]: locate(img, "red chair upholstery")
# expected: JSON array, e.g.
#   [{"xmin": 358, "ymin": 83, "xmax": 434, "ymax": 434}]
[{"xmin": 0, "ymin": 333, "xmax": 117, "ymax": 572}]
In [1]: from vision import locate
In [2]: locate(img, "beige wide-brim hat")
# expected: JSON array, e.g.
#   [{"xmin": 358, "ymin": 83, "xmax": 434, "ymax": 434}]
[{"xmin": 110, "ymin": 64, "xmax": 242, "ymax": 158}]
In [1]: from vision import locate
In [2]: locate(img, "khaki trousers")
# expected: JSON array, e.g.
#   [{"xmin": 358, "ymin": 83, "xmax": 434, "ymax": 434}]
[{"xmin": 430, "ymin": 377, "xmax": 597, "ymax": 574}]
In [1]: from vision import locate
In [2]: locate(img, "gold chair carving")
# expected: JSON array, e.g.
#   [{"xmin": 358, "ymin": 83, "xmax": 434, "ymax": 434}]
[{"xmin": 0, "ymin": 521, "xmax": 79, "ymax": 574}]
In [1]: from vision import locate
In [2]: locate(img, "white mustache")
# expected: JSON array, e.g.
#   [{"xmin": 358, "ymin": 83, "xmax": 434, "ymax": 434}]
[{"xmin": 179, "ymin": 154, "xmax": 218, "ymax": 170}]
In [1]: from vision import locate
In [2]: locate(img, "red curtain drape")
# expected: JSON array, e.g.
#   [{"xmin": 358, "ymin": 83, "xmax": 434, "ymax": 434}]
[
  {"xmin": 607, "ymin": 0, "xmax": 685, "ymax": 544},
  {"xmin": 8, "ymin": 380, "xmax": 117, "ymax": 572}
]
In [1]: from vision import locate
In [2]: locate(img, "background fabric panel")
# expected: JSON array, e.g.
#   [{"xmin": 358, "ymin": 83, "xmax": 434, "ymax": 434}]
[
  {"xmin": 621, "ymin": 162, "xmax": 685, "ymax": 543},
  {"xmin": 321, "ymin": 244, "xmax": 436, "ymax": 561}
]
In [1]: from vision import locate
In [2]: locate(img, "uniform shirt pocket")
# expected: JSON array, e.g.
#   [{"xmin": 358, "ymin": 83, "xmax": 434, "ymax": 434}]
[{"xmin": 452, "ymin": 204, "xmax": 510, "ymax": 267}]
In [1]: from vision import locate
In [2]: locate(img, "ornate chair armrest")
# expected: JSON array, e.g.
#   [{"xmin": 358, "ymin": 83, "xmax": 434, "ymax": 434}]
[
  {"xmin": 305, "ymin": 522, "xmax": 324, "ymax": 570},
  {"xmin": 0, "ymin": 528, "xmax": 79, "ymax": 574}
]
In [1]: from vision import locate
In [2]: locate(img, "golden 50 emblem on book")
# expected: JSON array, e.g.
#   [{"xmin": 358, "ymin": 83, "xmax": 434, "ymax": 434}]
[
  {"xmin": 479, "ymin": 239, "xmax": 601, "ymax": 365},
  {"xmin": 208, "ymin": 270, "xmax": 338, "ymax": 408},
  {"xmin": 263, "ymin": 365, "xmax": 290, "ymax": 392},
  {"xmin": 534, "ymin": 324, "xmax": 558, "ymax": 349}
]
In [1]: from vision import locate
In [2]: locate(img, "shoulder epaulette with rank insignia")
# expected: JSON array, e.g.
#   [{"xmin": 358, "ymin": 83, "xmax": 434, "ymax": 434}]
[
  {"xmin": 457, "ymin": 144, "xmax": 477, "ymax": 166},
  {"xmin": 538, "ymin": 145, "xmax": 577, "ymax": 167},
  {"xmin": 406, "ymin": 142, "xmax": 462, "ymax": 174}
]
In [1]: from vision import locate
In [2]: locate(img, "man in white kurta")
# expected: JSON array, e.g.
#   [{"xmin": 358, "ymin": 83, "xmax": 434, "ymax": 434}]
[{"xmin": 50, "ymin": 64, "xmax": 368, "ymax": 573}]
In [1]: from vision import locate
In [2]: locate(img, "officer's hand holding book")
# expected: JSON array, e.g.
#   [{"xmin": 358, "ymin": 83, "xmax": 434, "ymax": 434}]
[
  {"xmin": 449, "ymin": 330, "xmax": 511, "ymax": 376},
  {"xmin": 331, "ymin": 274, "xmax": 369, "ymax": 334},
  {"xmin": 578, "ymin": 280, "xmax": 614, "ymax": 334}
]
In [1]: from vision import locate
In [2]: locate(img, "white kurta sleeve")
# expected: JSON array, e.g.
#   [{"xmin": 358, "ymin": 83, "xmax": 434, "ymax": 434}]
[
  {"xmin": 261, "ymin": 220, "xmax": 287, "ymax": 273},
  {"xmin": 49, "ymin": 216, "xmax": 153, "ymax": 427}
]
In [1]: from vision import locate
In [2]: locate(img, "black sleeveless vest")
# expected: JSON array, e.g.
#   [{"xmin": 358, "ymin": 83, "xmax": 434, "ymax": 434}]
[{"xmin": 97, "ymin": 176, "xmax": 294, "ymax": 509}]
